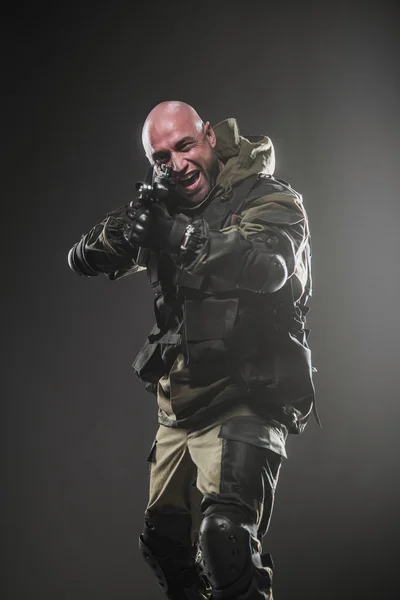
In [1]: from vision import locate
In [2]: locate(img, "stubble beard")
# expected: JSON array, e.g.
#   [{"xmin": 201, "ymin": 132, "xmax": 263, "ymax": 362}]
[{"xmin": 200, "ymin": 153, "xmax": 223, "ymax": 203}]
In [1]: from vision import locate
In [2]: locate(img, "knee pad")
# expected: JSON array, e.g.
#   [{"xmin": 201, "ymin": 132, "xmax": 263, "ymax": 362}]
[
  {"xmin": 198, "ymin": 514, "xmax": 256, "ymax": 597},
  {"xmin": 139, "ymin": 534, "xmax": 170, "ymax": 593},
  {"xmin": 139, "ymin": 516, "xmax": 211, "ymax": 599},
  {"xmin": 198, "ymin": 510, "xmax": 274, "ymax": 599}
]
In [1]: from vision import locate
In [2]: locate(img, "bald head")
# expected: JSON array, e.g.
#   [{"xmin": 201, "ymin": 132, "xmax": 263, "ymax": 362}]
[
  {"xmin": 140, "ymin": 100, "xmax": 222, "ymax": 205},
  {"xmin": 142, "ymin": 101, "xmax": 204, "ymax": 160}
]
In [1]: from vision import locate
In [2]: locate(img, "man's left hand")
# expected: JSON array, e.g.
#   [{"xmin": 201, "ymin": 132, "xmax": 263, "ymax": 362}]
[{"xmin": 136, "ymin": 201, "xmax": 191, "ymax": 254}]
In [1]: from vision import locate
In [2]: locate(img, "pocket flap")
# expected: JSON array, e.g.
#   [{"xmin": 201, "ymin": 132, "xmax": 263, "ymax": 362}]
[{"xmin": 218, "ymin": 416, "xmax": 288, "ymax": 458}]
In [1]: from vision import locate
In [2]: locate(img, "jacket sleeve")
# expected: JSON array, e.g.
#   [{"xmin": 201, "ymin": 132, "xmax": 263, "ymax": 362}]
[
  {"xmin": 179, "ymin": 191, "xmax": 309, "ymax": 294},
  {"xmin": 68, "ymin": 205, "xmax": 146, "ymax": 280}
]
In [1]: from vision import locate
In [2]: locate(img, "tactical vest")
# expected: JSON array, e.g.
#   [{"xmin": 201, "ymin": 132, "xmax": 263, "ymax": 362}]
[{"xmin": 132, "ymin": 174, "xmax": 316, "ymax": 414}]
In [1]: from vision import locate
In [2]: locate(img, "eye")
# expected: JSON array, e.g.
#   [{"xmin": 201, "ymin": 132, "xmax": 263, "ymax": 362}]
[
  {"xmin": 155, "ymin": 157, "xmax": 168, "ymax": 169},
  {"xmin": 178, "ymin": 141, "xmax": 193, "ymax": 152},
  {"xmin": 153, "ymin": 151, "xmax": 169, "ymax": 165}
]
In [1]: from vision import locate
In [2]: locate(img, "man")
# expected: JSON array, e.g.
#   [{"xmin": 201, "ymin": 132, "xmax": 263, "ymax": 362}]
[{"xmin": 68, "ymin": 101, "xmax": 317, "ymax": 600}]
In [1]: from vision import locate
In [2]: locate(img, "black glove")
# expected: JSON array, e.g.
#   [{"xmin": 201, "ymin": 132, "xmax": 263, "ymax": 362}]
[
  {"xmin": 124, "ymin": 200, "xmax": 191, "ymax": 254},
  {"xmin": 123, "ymin": 201, "xmax": 152, "ymax": 248}
]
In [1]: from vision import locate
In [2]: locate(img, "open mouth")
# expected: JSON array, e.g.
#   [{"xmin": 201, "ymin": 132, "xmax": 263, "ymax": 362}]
[{"xmin": 178, "ymin": 171, "xmax": 200, "ymax": 191}]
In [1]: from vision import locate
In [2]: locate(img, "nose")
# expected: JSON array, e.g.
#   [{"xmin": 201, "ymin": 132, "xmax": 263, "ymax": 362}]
[{"xmin": 170, "ymin": 151, "xmax": 187, "ymax": 174}]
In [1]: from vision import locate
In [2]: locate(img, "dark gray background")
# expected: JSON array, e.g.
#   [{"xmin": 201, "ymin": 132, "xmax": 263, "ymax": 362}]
[{"xmin": 3, "ymin": 1, "xmax": 399, "ymax": 598}]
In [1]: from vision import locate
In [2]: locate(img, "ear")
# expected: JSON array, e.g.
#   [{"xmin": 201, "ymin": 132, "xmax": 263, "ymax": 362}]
[{"xmin": 204, "ymin": 121, "xmax": 217, "ymax": 148}]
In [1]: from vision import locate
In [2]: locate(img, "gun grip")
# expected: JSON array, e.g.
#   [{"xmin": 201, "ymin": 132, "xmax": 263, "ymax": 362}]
[{"xmin": 136, "ymin": 246, "xmax": 149, "ymax": 267}]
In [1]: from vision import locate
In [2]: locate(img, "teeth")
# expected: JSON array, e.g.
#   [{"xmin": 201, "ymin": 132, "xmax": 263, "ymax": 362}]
[{"xmin": 181, "ymin": 172, "xmax": 197, "ymax": 182}]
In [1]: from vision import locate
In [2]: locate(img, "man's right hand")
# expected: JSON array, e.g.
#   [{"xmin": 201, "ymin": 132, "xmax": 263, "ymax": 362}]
[{"xmin": 123, "ymin": 201, "xmax": 152, "ymax": 248}]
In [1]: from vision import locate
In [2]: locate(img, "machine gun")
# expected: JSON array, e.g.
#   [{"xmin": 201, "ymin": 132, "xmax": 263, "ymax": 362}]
[
  {"xmin": 132, "ymin": 164, "xmax": 174, "ymax": 207},
  {"xmin": 132, "ymin": 164, "xmax": 175, "ymax": 266}
]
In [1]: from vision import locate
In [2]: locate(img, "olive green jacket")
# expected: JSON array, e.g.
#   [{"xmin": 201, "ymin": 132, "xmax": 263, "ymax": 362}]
[{"xmin": 72, "ymin": 119, "xmax": 317, "ymax": 433}]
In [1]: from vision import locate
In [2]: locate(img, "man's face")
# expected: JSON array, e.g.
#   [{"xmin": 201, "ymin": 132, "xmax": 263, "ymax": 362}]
[{"xmin": 144, "ymin": 117, "xmax": 221, "ymax": 205}]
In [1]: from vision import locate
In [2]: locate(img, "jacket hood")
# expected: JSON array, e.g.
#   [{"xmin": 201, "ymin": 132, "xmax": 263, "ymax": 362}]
[{"xmin": 214, "ymin": 118, "xmax": 275, "ymax": 187}]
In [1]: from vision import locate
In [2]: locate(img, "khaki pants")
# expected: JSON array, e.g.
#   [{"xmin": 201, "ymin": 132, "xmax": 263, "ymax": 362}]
[{"xmin": 145, "ymin": 404, "xmax": 283, "ymax": 545}]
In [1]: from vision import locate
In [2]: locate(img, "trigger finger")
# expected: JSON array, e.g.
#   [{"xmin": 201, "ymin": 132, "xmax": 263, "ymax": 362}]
[{"xmin": 138, "ymin": 210, "xmax": 150, "ymax": 223}]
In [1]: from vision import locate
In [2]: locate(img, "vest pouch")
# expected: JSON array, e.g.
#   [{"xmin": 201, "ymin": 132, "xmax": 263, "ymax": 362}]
[
  {"xmin": 184, "ymin": 297, "xmax": 239, "ymax": 367},
  {"xmin": 271, "ymin": 329, "xmax": 315, "ymax": 403},
  {"xmin": 132, "ymin": 323, "xmax": 181, "ymax": 387},
  {"xmin": 236, "ymin": 327, "xmax": 315, "ymax": 407}
]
